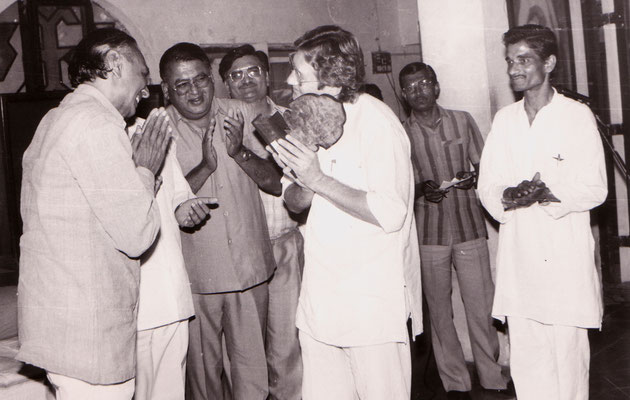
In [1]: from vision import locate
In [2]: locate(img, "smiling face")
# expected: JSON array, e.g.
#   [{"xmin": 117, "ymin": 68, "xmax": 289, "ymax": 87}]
[
  {"xmin": 401, "ymin": 69, "xmax": 439, "ymax": 114},
  {"xmin": 225, "ymin": 55, "xmax": 268, "ymax": 104},
  {"xmin": 161, "ymin": 59, "xmax": 214, "ymax": 121},
  {"xmin": 505, "ymin": 40, "xmax": 555, "ymax": 93},
  {"xmin": 117, "ymin": 46, "xmax": 150, "ymax": 118}
]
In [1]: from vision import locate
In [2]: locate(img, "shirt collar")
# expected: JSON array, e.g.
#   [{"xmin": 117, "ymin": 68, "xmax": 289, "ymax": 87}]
[
  {"xmin": 406, "ymin": 104, "xmax": 447, "ymax": 129},
  {"xmin": 73, "ymin": 84, "xmax": 126, "ymax": 128}
]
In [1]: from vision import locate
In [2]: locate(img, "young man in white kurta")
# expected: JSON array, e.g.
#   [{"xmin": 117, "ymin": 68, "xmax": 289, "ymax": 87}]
[{"xmin": 477, "ymin": 24, "xmax": 607, "ymax": 400}]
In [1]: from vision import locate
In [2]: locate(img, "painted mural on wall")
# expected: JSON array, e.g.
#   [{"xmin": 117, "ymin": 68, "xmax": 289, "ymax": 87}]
[
  {"xmin": 507, "ymin": 0, "xmax": 576, "ymax": 91},
  {"xmin": 0, "ymin": 1, "xmax": 124, "ymax": 94}
]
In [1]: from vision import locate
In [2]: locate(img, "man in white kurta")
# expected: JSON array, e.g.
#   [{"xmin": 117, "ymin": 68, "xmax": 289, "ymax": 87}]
[
  {"xmin": 477, "ymin": 24, "xmax": 607, "ymax": 400},
  {"xmin": 270, "ymin": 25, "xmax": 422, "ymax": 400},
  {"xmin": 130, "ymin": 119, "xmax": 216, "ymax": 400}
]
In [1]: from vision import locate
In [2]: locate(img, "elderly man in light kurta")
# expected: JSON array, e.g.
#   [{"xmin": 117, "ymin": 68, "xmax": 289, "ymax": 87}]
[{"xmin": 478, "ymin": 24, "xmax": 607, "ymax": 400}]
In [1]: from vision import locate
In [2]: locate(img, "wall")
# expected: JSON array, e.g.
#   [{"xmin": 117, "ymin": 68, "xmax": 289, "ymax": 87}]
[
  {"xmin": 94, "ymin": 0, "xmax": 420, "ymax": 118},
  {"xmin": 416, "ymin": 0, "xmax": 513, "ymax": 364}
]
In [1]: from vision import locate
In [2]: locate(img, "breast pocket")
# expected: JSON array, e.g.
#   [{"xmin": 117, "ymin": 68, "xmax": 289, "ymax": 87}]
[{"xmin": 442, "ymin": 138, "xmax": 466, "ymax": 168}]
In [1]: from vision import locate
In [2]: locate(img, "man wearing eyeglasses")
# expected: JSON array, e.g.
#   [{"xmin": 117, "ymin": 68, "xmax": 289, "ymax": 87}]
[
  {"xmin": 219, "ymin": 45, "xmax": 304, "ymax": 400},
  {"xmin": 399, "ymin": 62, "xmax": 512, "ymax": 400},
  {"xmin": 159, "ymin": 42, "xmax": 282, "ymax": 400}
]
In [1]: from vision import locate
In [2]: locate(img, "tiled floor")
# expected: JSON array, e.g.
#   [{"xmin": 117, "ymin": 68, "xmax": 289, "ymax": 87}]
[{"xmin": 412, "ymin": 302, "xmax": 630, "ymax": 399}]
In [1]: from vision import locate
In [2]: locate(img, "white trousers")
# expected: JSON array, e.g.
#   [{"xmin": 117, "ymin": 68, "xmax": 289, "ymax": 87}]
[
  {"xmin": 135, "ymin": 319, "xmax": 189, "ymax": 400},
  {"xmin": 299, "ymin": 330, "xmax": 411, "ymax": 400},
  {"xmin": 47, "ymin": 372, "xmax": 134, "ymax": 400},
  {"xmin": 508, "ymin": 316, "xmax": 590, "ymax": 400}
]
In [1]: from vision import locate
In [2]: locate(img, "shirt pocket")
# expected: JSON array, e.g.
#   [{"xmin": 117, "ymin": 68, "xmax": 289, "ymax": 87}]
[{"xmin": 442, "ymin": 138, "xmax": 467, "ymax": 171}]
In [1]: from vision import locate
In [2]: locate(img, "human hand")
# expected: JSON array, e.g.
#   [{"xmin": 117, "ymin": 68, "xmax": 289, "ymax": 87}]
[
  {"xmin": 270, "ymin": 134, "xmax": 324, "ymax": 190},
  {"xmin": 202, "ymin": 118, "xmax": 217, "ymax": 172},
  {"xmin": 454, "ymin": 170, "xmax": 476, "ymax": 190},
  {"xmin": 502, "ymin": 172, "xmax": 558, "ymax": 210},
  {"xmin": 175, "ymin": 197, "xmax": 218, "ymax": 228},
  {"xmin": 224, "ymin": 108, "xmax": 245, "ymax": 158},
  {"xmin": 131, "ymin": 108, "xmax": 172, "ymax": 176},
  {"xmin": 422, "ymin": 180, "xmax": 446, "ymax": 203}
]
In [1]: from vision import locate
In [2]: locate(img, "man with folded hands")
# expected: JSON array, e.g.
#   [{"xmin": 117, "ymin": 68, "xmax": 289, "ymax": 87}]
[{"xmin": 478, "ymin": 24, "xmax": 607, "ymax": 400}]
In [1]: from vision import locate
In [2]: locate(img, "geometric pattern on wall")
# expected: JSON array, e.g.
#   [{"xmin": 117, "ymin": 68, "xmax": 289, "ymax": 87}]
[{"xmin": 0, "ymin": 22, "xmax": 18, "ymax": 81}]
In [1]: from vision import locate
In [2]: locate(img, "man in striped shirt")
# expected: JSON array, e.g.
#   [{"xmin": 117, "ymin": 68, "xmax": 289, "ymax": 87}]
[{"xmin": 400, "ymin": 62, "xmax": 511, "ymax": 400}]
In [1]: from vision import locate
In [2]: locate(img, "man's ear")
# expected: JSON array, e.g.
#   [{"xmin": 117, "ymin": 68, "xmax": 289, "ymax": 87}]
[
  {"xmin": 224, "ymin": 81, "xmax": 232, "ymax": 98},
  {"xmin": 105, "ymin": 49, "xmax": 124, "ymax": 79},
  {"xmin": 544, "ymin": 54, "xmax": 557, "ymax": 74},
  {"xmin": 434, "ymin": 82, "xmax": 441, "ymax": 99},
  {"xmin": 161, "ymin": 81, "xmax": 169, "ymax": 102}
]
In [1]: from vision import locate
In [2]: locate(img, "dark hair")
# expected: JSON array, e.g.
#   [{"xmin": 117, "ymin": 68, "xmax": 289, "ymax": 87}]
[
  {"xmin": 68, "ymin": 28, "xmax": 138, "ymax": 87},
  {"xmin": 218, "ymin": 44, "xmax": 269, "ymax": 81},
  {"xmin": 294, "ymin": 25, "xmax": 365, "ymax": 103},
  {"xmin": 503, "ymin": 24, "xmax": 558, "ymax": 60},
  {"xmin": 361, "ymin": 83, "xmax": 383, "ymax": 101},
  {"xmin": 159, "ymin": 42, "xmax": 212, "ymax": 81},
  {"xmin": 398, "ymin": 62, "xmax": 437, "ymax": 88}
]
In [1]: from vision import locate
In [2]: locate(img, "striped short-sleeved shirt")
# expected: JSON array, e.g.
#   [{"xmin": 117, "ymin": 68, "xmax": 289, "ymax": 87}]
[{"xmin": 403, "ymin": 106, "xmax": 487, "ymax": 245}]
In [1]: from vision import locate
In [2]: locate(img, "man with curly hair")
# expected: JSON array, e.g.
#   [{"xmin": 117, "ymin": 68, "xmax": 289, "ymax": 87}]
[{"xmin": 269, "ymin": 25, "xmax": 423, "ymax": 400}]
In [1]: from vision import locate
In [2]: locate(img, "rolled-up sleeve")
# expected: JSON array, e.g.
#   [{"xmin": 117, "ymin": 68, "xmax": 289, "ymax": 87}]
[{"xmin": 363, "ymin": 118, "xmax": 411, "ymax": 233}]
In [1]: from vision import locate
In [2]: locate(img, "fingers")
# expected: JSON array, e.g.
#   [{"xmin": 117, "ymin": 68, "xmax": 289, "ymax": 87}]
[
  {"xmin": 284, "ymin": 134, "xmax": 311, "ymax": 153},
  {"xmin": 197, "ymin": 196, "xmax": 218, "ymax": 205}
]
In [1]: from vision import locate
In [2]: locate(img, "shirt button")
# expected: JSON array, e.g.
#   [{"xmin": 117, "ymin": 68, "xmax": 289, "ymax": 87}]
[
  {"xmin": 223, "ymin": 211, "xmax": 229, "ymax": 217},
  {"xmin": 219, "ymin": 184, "xmax": 224, "ymax": 189},
  {"xmin": 228, "ymin": 239, "xmax": 233, "ymax": 245}
]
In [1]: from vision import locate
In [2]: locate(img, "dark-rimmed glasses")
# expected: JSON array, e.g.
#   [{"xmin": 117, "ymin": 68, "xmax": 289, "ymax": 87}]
[{"xmin": 173, "ymin": 74, "xmax": 212, "ymax": 96}]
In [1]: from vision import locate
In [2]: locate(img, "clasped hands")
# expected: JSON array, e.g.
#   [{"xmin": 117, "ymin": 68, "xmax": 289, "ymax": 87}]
[{"xmin": 501, "ymin": 172, "xmax": 560, "ymax": 211}]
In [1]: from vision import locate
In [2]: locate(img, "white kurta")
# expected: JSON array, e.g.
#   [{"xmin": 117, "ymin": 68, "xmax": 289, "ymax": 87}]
[
  {"xmin": 295, "ymin": 94, "xmax": 422, "ymax": 347},
  {"xmin": 128, "ymin": 121, "xmax": 196, "ymax": 331},
  {"xmin": 477, "ymin": 91, "xmax": 607, "ymax": 329}
]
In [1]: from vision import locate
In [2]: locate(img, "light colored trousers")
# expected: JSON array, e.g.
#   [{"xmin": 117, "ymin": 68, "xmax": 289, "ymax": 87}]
[
  {"xmin": 186, "ymin": 283, "xmax": 269, "ymax": 400},
  {"xmin": 267, "ymin": 228, "xmax": 304, "ymax": 400},
  {"xmin": 420, "ymin": 238, "xmax": 505, "ymax": 391},
  {"xmin": 299, "ymin": 330, "xmax": 411, "ymax": 400},
  {"xmin": 47, "ymin": 372, "xmax": 134, "ymax": 400},
  {"xmin": 136, "ymin": 319, "xmax": 189, "ymax": 400},
  {"xmin": 508, "ymin": 316, "xmax": 590, "ymax": 400}
]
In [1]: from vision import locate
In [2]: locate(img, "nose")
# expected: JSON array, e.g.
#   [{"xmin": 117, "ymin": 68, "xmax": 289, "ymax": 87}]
[
  {"xmin": 287, "ymin": 70, "xmax": 298, "ymax": 86},
  {"xmin": 507, "ymin": 62, "xmax": 520, "ymax": 76},
  {"xmin": 189, "ymin": 82, "xmax": 200, "ymax": 95}
]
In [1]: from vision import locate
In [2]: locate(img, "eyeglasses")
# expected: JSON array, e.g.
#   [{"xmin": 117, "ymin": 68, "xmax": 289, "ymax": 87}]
[
  {"xmin": 173, "ymin": 74, "xmax": 212, "ymax": 95},
  {"xmin": 228, "ymin": 65, "xmax": 263, "ymax": 82},
  {"xmin": 401, "ymin": 78, "xmax": 434, "ymax": 94}
]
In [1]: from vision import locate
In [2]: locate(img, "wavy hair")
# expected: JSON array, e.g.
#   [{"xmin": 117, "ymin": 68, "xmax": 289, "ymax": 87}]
[{"xmin": 294, "ymin": 25, "xmax": 365, "ymax": 103}]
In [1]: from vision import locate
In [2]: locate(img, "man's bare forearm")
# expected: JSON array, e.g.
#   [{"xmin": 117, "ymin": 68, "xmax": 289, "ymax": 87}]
[
  {"xmin": 310, "ymin": 175, "xmax": 380, "ymax": 227},
  {"xmin": 234, "ymin": 147, "xmax": 282, "ymax": 196},
  {"xmin": 185, "ymin": 162, "xmax": 215, "ymax": 193},
  {"xmin": 285, "ymin": 183, "xmax": 314, "ymax": 213}
]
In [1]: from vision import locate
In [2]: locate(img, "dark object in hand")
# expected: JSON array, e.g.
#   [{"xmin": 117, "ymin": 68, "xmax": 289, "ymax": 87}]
[
  {"xmin": 422, "ymin": 180, "xmax": 446, "ymax": 203},
  {"xmin": 253, "ymin": 93, "xmax": 346, "ymax": 149},
  {"xmin": 454, "ymin": 170, "xmax": 476, "ymax": 190},
  {"xmin": 502, "ymin": 172, "xmax": 560, "ymax": 211}
]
